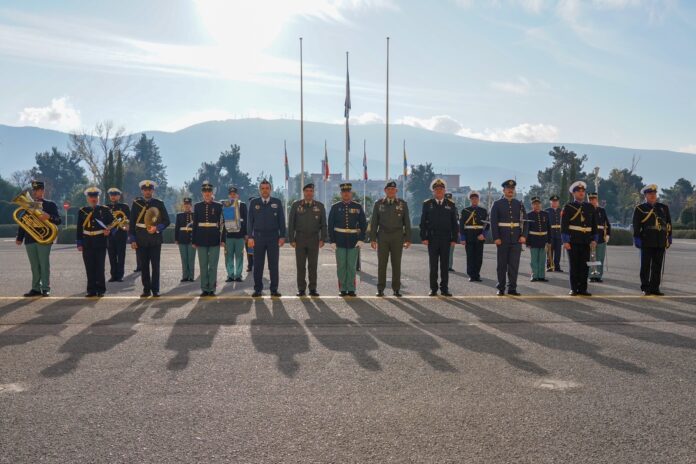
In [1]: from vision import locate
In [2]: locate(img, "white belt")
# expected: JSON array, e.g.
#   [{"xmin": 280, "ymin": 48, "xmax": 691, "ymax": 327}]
[
  {"xmin": 551, "ymin": 225, "xmax": 561, "ymax": 229},
  {"xmin": 597, "ymin": 225, "xmax": 605, "ymax": 229},
  {"xmin": 83, "ymin": 230, "xmax": 104, "ymax": 236},
  {"xmin": 179, "ymin": 227, "xmax": 192, "ymax": 232},
  {"xmin": 498, "ymin": 222, "xmax": 520, "ymax": 228},
  {"xmin": 528, "ymin": 231, "xmax": 547, "ymax": 236},
  {"xmin": 136, "ymin": 223, "xmax": 147, "ymax": 229},
  {"xmin": 569, "ymin": 225, "xmax": 592, "ymax": 233},
  {"xmin": 334, "ymin": 227, "xmax": 359, "ymax": 233},
  {"xmin": 464, "ymin": 225, "xmax": 484, "ymax": 230},
  {"xmin": 198, "ymin": 222, "xmax": 218, "ymax": 228}
]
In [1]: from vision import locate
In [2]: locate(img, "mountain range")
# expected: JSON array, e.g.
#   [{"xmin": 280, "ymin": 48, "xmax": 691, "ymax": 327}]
[{"xmin": 1, "ymin": 119, "xmax": 694, "ymax": 191}]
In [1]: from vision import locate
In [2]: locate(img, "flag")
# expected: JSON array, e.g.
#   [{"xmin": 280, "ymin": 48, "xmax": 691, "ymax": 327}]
[
  {"xmin": 362, "ymin": 142, "xmax": 368, "ymax": 181},
  {"xmin": 344, "ymin": 54, "xmax": 351, "ymax": 152},
  {"xmin": 403, "ymin": 142, "xmax": 408, "ymax": 178},
  {"xmin": 284, "ymin": 141, "xmax": 289, "ymax": 182},
  {"xmin": 323, "ymin": 141, "xmax": 330, "ymax": 181}
]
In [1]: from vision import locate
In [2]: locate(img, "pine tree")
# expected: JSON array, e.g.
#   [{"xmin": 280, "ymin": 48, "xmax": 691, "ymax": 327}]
[
  {"xmin": 104, "ymin": 149, "xmax": 115, "ymax": 191},
  {"xmin": 132, "ymin": 133, "xmax": 167, "ymax": 188},
  {"xmin": 115, "ymin": 150, "xmax": 124, "ymax": 190}
]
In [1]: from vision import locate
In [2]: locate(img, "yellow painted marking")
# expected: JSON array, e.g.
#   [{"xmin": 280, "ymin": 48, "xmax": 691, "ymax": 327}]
[{"xmin": 0, "ymin": 295, "xmax": 695, "ymax": 301}]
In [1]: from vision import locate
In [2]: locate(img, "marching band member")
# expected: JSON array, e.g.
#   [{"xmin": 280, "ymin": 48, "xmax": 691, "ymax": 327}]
[
  {"xmin": 588, "ymin": 192, "xmax": 611, "ymax": 283},
  {"xmin": 328, "ymin": 183, "xmax": 367, "ymax": 297},
  {"xmin": 174, "ymin": 198, "xmax": 195, "ymax": 282},
  {"xmin": 106, "ymin": 188, "xmax": 130, "ymax": 282},
  {"xmin": 526, "ymin": 197, "xmax": 551, "ymax": 282},
  {"xmin": 561, "ymin": 181, "xmax": 597, "ymax": 296},
  {"xmin": 192, "ymin": 182, "xmax": 224, "ymax": 297},
  {"xmin": 223, "ymin": 186, "xmax": 248, "ymax": 283},
  {"xmin": 76, "ymin": 187, "xmax": 114, "ymax": 297},
  {"xmin": 546, "ymin": 195, "xmax": 563, "ymax": 272},
  {"xmin": 633, "ymin": 184, "xmax": 672, "ymax": 296},
  {"xmin": 459, "ymin": 191, "xmax": 488, "ymax": 282}
]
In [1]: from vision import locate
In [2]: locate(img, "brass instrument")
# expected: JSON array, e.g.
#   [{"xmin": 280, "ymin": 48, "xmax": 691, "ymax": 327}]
[
  {"xmin": 107, "ymin": 210, "xmax": 129, "ymax": 231},
  {"xmin": 144, "ymin": 207, "xmax": 159, "ymax": 231},
  {"xmin": 546, "ymin": 243, "xmax": 555, "ymax": 272},
  {"xmin": 12, "ymin": 191, "xmax": 58, "ymax": 245},
  {"xmin": 588, "ymin": 245, "xmax": 602, "ymax": 277}
]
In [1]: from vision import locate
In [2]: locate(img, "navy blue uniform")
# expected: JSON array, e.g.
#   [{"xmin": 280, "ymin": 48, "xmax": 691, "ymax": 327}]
[
  {"xmin": 174, "ymin": 211, "xmax": 194, "ymax": 244},
  {"xmin": 129, "ymin": 197, "xmax": 171, "ymax": 294},
  {"xmin": 633, "ymin": 202, "xmax": 671, "ymax": 294},
  {"xmin": 106, "ymin": 202, "xmax": 130, "ymax": 281},
  {"xmin": 248, "ymin": 196, "xmax": 286, "ymax": 293},
  {"xmin": 77, "ymin": 205, "xmax": 114, "ymax": 295},
  {"xmin": 191, "ymin": 201, "xmax": 224, "ymax": 246},
  {"xmin": 545, "ymin": 206, "xmax": 562, "ymax": 271},
  {"xmin": 561, "ymin": 201, "xmax": 598, "ymax": 294},
  {"xmin": 490, "ymin": 197, "xmax": 527, "ymax": 292},
  {"xmin": 526, "ymin": 210, "xmax": 551, "ymax": 248},
  {"xmin": 328, "ymin": 200, "xmax": 367, "ymax": 248},
  {"xmin": 459, "ymin": 205, "xmax": 489, "ymax": 280},
  {"xmin": 420, "ymin": 198, "xmax": 459, "ymax": 293}
]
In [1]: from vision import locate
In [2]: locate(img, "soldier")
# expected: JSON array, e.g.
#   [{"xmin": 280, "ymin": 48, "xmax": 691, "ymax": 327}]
[
  {"xmin": 105, "ymin": 188, "xmax": 130, "ymax": 282},
  {"xmin": 369, "ymin": 180, "xmax": 411, "ymax": 297},
  {"xmin": 546, "ymin": 194, "xmax": 563, "ymax": 272},
  {"xmin": 174, "ymin": 198, "xmax": 195, "ymax": 282},
  {"xmin": 445, "ymin": 192, "xmax": 456, "ymax": 272},
  {"xmin": 588, "ymin": 192, "xmax": 611, "ymax": 283},
  {"xmin": 246, "ymin": 196, "xmax": 255, "ymax": 273},
  {"xmin": 633, "ymin": 184, "xmax": 672, "ymax": 296},
  {"xmin": 328, "ymin": 183, "xmax": 367, "ymax": 297},
  {"xmin": 129, "ymin": 180, "xmax": 171, "ymax": 298},
  {"xmin": 192, "ymin": 182, "xmax": 225, "ymax": 297},
  {"xmin": 561, "ymin": 181, "xmax": 597, "ymax": 296},
  {"xmin": 223, "ymin": 186, "xmax": 248, "ymax": 283},
  {"xmin": 490, "ymin": 179, "xmax": 526, "ymax": 296},
  {"xmin": 459, "ymin": 191, "xmax": 489, "ymax": 282},
  {"xmin": 247, "ymin": 180, "xmax": 285, "ymax": 297},
  {"xmin": 420, "ymin": 178, "xmax": 458, "ymax": 297},
  {"xmin": 76, "ymin": 187, "xmax": 114, "ymax": 297},
  {"xmin": 16, "ymin": 180, "xmax": 61, "ymax": 297},
  {"xmin": 288, "ymin": 183, "xmax": 327, "ymax": 297},
  {"xmin": 526, "ymin": 197, "xmax": 551, "ymax": 282}
]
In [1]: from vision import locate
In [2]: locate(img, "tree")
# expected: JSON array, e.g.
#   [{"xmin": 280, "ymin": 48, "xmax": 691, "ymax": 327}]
[
  {"xmin": 0, "ymin": 175, "xmax": 15, "ymax": 201},
  {"xmin": 10, "ymin": 170, "xmax": 33, "ymax": 190},
  {"xmin": 406, "ymin": 163, "xmax": 436, "ymax": 223},
  {"xmin": 30, "ymin": 147, "xmax": 88, "ymax": 202},
  {"xmin": 121, "ymin": 134, "xmax": 168, "ymax": 200},
  {"xmin": 114, "ymin": 150, "xmax": 124, "ymax": 190},
  {"xmin": 103, "ymin": 149, "xmax": 115, "ymax": 191},
  {"xmin": 661, "ymin": 178, "xmax": 694, "ymax": 221},
  {"xmin": 535, "ymin": 146, "xmax": 589, "ymax": 203},
  {"xmin": 603, "ymin": 167, "xmax": 644, "ymax": 224},
  {"xmin": 187, "ymin": 145, "xmax": 254, "ymax": 202},
  {"xmin": 69, "ymin": 120, "xmax": 134, "ymax": 188}
]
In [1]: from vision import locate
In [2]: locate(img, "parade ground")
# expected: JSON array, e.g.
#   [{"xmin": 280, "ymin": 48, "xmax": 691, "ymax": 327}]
[{"xmin": 1, "ymin": 240, "xmax": 695, "ymax": 463}]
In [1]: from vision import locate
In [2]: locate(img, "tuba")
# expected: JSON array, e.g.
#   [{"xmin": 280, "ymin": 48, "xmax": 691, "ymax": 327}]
[{"xmin": 12, "ymin": 191, "xmax": 58, "ymax": 245}]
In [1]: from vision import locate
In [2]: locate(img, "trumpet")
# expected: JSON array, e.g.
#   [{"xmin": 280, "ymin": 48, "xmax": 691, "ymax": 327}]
[{"xmin": 12, "ymin": 191, "xmax": 58, "ymax": 245}]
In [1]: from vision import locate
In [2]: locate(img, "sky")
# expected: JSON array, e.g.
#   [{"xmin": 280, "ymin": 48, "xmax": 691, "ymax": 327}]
[{"xmin": 0, "ymin": 0, "xmax": 694, "ymax": 153}]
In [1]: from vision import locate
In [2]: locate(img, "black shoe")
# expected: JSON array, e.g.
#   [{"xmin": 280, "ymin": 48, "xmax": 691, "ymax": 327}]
[
  {"xmin": 140, "ymin": 291, "xmax": 151, "ymax": 298},
  {"xmin": 393, "ymin": 291, "xmax": 403, "ymax": 297},
  {"xmin": 208, "ymin": 292, "xmax": 216, "ymax": 297},
  {"xmin": 246, "ymin": 267, "xmax": 253, "ymax": 272},
  {"xmin": 429, "ymin": 290, "xmax": 438, "ymax": 296},
  {"xmin": 496, "ymin": 290, "xmax": 505, "ymax": 296},
  {"xmin": 595, "ymin": 278, "xmax": 604, "ymax": 283},
  {"xmin": 296, "ymin": 290, "xmax": 306, "ymax": 297},
  {"xmin": 475, "ymin": 277, "xmax": 483, "ymax": 282},
  {"xmin": 108, "ymin": 277, "xmax": 117, "ymax": 282},
  {"xmin": 469, "ymin": 277, "xmax": 476, "ymax": 282},
  {"xmin": 86, "ymin": 292, "xmax": 97, "ymax": 298},
  {"xmin": 448, "ymin": 267, "xmax": 455, "ymax": 272},
  {"xmin": 23, "ymin": 290, "xmax": 40, "ymax": 297},
  {"xmin": 151, "ymin": 292, "xmax": 160, "ymax": 298},
  {"xmin": 652, "ymin": 290, "xmax": 665, "ymax": 296},
  {"xmin": 530, "ymin": 278, "xmax": 538, "ymax": 282},
  {"xmin": 235, "ymin": 277, "xmax": 243, "ymax": 282},
  {"xmin": 200, "ymin": 292, "xmax": 210, "ymax": 297},
  {"xmin": 376, "ymin": 290, "xmax": 385, "ymax": 297},
  {"xmin": 96, "ymin": 293, "xmax": 104, "ymax": 298},
  {"xmin": 347, "ymin": 291, "xmax": 356, "ymax": 297},
  {"xmin": 578, "ymin": 291, "xmax": 592, "ymax": 296},
  {"xmin": 252, "ymin": 291, "xmax": 263, "ymax": 297},
  {"xmin": 508, "ymin": 290, "xmax": 521, "ymax": 296},
  {"xmin": 340, "ymin": 291, "xmax": 347, "ymax": 297},
  {"xmin": 441, "ymin": 291, "xmax": 453, "ymax": 297},
  {"xmin": 569, "ymin": 290, "xmax": 577, "ymax": 296},
  {"xmin": 225, "ymin": 277, "xmax": 234, "ymax": 282},
  {"xmin": 539, "ymin": 278, "xmax": 549, "ymax": 282},
  {"xmin": 556, "ymin": 268, "xmax": 564, "ymax": 273},
  {"xmin": 180, "ymin": 278, "xmax": 188, "ymax": 282},
  {"xmin": 271, "ymin": 291, "xmax": 282, "ymax": 297}
]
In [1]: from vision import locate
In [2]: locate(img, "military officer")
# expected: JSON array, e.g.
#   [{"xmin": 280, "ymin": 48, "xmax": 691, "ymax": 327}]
[
  {"xmin": 192, "ymin": 182, "xmax": 225, "ymax": 296},
  {"xmin": 246, "ymin": 196, "xmax": 256, "ymax": 273},
  {"xmin": 76, "ymin": 187, "xmax": 114, "ymax": 297},
  {"xmin": 561, "ymin": 181, "xmax": 598, "ymax": 296},
  {"xmin": 588, "ymin": 192, "xmax": 611, "ymax": 283},
  {"xmin": 288, "ymin": 183, "xmax": 327, "ymax": 297},
  {"xmin": 174, "ymin": 198, "xmax": 195, "ymax": 282},
  {"xmin": 129, "ymin": 180, "xmax": 171, "ymax": 298},
  {"xmin": 459, "ymin": 191, "xmax": 489, "ymax": 282},
  {"xmin": 526, "ymin": 197, "xmax": 551, "ymax": 282},
  {"xmin": 105, "ymin": 188, "xmax": 130, "ymax": 282},
  {"xmin": 490, "ymin": 179, "xmax": 527, "ymax": 296},
  {"xmin": 632, "ymin": 184, "xmax": 672, "ymax": 296},
  {"xmin": 223, "ymin": 186, "xmax": 248, "ymax": 283},
  {"xmin": 420, "ymin": 178, "xmax": 459, "ymax": 297},
  {"xmin": 546, "ymin": 194, "xmax": 563, "ymax": 272},
  {"xmin": 369, "ymin": 180, "xmax": 411, "ymax": 297},
  {"xmin": 445, "ymin": 193, "xmax": 456, "ymax": 271},
  {"xmin": 247, "ymin": 180, "xmax": 286, "ymax": 297},
  {"xmin": 328, "ymin": 183, "xmax": 367, "ymax": 297},
  {"xmin": 16, "ymin": 180, "xmax": 62, "ymax": 297}
]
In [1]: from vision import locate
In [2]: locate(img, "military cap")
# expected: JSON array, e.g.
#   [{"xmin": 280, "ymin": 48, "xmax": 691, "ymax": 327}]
[
  {"xmin": 549, "ymin": 194, "xmax": 560, "ymax": 201},
  {"xmin": 303, "ymin": 183, "xmax": 315, "ymax": 190},
  {"xmin": 84, "ymin": 186, "xmax": 101, "ymax": 197},
  {"xmin": 228, "ymin": 186, "xmax": 238, "ymax": 194},
  {"xmin": 588, "ymin": 192, "xmax": 598, "ymax": 199},
  {"xmin": 531, "ymin": 196, "xmax": 541, "ymax": 204},
  {"xmin": 201, "ymin": 181, "xmax": 214, "ymax": 192},
  {"xmin": 340, "ymin": 183, "xmax": 352, "ymax": 192},
  {"xmin": 385, "ymin": 180, "xmax": 397, "ymax": 189},
  {"xmin": 31, "ymin": 180, "xmax": 45, "ymax": 190},
  {"xmin": 502, "ymin": 179, "xmax": 516, "ymax": 189},
  {"xmin": 641, "ymin": 184, "xmax": 658, "ymax": 195},
  {"xmin": 139, "ymin": 180, "xmax": 157, "ymax": 189},
  {"xmin": 430, "ymin": 178, "xmax": 446, "ymax": 190},
  {"xmin": 183, "ymin": 197, "xmax": 192, "ymax": 204},
  {"xmin": 568, "ymin": 180, "xmax": 587, "ymax": 193},
  {"xmin": 107, "ymin": 187, "xmax": 122, "ymax": 195},
  {"xmin": 468, "ymin": 191, "xmax": 480, "ymax": 199}
]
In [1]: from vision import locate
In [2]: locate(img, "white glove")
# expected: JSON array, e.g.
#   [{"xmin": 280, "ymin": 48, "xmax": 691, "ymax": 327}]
[
  {"xmin": 355, "ymin": 240, "xmax": 364, "ymax": 248},
  {"xmin": 331, "ymin": 243, "xmax": 337, "ymax": 251}
]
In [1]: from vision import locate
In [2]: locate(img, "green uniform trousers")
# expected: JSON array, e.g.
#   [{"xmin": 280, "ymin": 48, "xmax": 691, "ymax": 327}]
[
  {"xmin": 595, "ymin": 242, "xmax": 607, "ymax": 279},
  {"xmin": 336, "ymin": 246, "xmax": 359, "ymax": 292},
  {"xmin": 225, "ymin": 237, "xmax": 245, "ymax": 279},
  {"xmin": 530, "ymin": 247, "xmax": 546, "ymax": 280},
  {"xmin": 178, "ymin": 244, "xmax": 196, "ymax": 280},
  {"xmin": 26, "ymin": 243, "xmax": 52, "ymax": 292},
  {"xmin": 197, "ymin": 245, "xmax": 220, "ymax": 292},
  {"xmin": 377, "ymin": 232, "xmax": 404, "ymax": 292}
]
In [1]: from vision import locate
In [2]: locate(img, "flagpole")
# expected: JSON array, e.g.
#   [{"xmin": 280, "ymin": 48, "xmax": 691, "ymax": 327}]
[
  {"xmin": 385, "ymin": 36, "xmax": 390, "ymax": 181},
  {"xmin": 345, "ymin": 51, "xmax": 350, "ymax": 181},
  {"xmin": 363, "ymin": 139, "xmax": 367, "ymax": 207},
  {"xmin": 402, "ymin": 139, "xmax": 405, "ymax": 197},
  {"xmin": 300, "ymin": 37, "xmax": 305, "ymax": 191},
  {"xmin": 324, "ymin": 140, "xmax": 328, "ymax": 207}
]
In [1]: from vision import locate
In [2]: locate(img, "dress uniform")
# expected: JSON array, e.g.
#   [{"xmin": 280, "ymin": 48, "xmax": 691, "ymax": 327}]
[
  {"xmin": 589, "ymin": 192, "xmax": 611, "ymax": 283},
  {"xmin": 106, "ymin": 188, "xmax": 130, "ymax": 282},
  {"xmin": 545, "ymin": 195, "xmax": 563, "ymax": 272},
  {"xmin": 526, "ymin": 197, "xmax": 551, "ymax": 282},
  {"xmin": 246, "ymin": 196, "xmax": 256, "ymax": 272},
  {"xmin": 490, "ymin": 179, "xmax": 527, "ymax": 296},
  {"xmin": 328, "ymin": 183, "xmax": 367, "ymax": 296},
  {"xmin": 632, "ymin": 184, "xmax": 672, "ymax": 295},
  {"xmin": 223, "ymin": 187, "xmax": 248, "ymax": 282},
  {"xmin": 129, "ymin": 180, "xmax": 171, "ymax": 297},
  {"xmin": 561, "ymin": 181, "xmax": 598, "ymax": 296},
  {"xmin": 288, "ymin": 183, "xmax": 328, "ymax": 296},
  {"xmin": 192, "ymin": 182, "xmax": 224, "ymax": 296},
  {"xmin": 16, "ymin": 180, "xmax": 61, "ymax": 297},
  {"xmin": 174, "ymin": 198, "xmax": 195, "ymax": 282},
  {"xmin": 76, "ymin": 187, "xmax": 114, "ymax": 297},
  {"xmin": 247, "ymin": 183, "xmax": 286, "ymax": 297},
  {"xmin": 420, "ymin": 178, "xmax": 459, "ymax": 296},
  {"xmin": 459, "ymin": 191, "xmax": 489, "ymax": 282},
  {"xmin": 369, "ymin": 180, "xmax": 411, "ymax": 297},
  {"xmin": 445, "ymin": 193, "xmax": 456, "ymax": 271}
]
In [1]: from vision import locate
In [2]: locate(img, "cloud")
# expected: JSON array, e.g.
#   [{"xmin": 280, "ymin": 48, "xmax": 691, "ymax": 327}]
[
  {"xmin": 18, "ymin": 97, "xmax": 81, "ymax": 131},
  {"xmin": 678, "ymin": 145, "xmax": 696, "ymax": 154},
  {"xmin": 397, "ymin": 115, "xmax": 559, "ymax": 143},
  {"xmin": 490, "ymin": 76, "xmax": 532, "ymax": 95}
]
